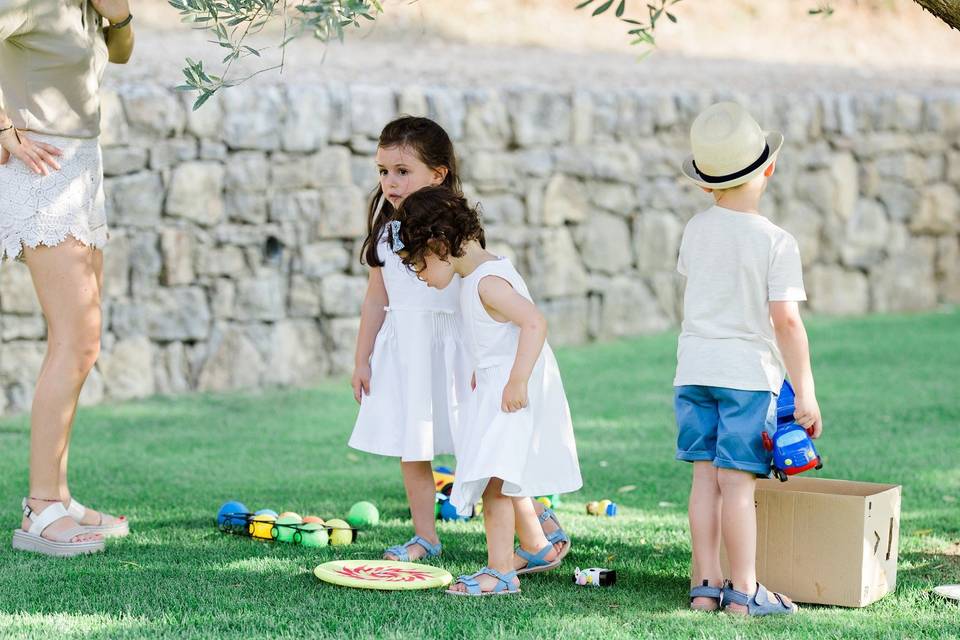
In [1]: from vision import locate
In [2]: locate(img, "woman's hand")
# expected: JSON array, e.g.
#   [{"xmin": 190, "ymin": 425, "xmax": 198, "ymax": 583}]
[
  {"xmin": 501, "ymin": 376, "xmax": 529, "ymax": 413},
  {"xmin": 90, "ymin": 0, "xmax": 131, "ymax": 24},
  {"xmin": 351, "ymin": 362, "xmax": 372, "ymax": 404},
  {"xmin": 0, "ymin": 128, "xmax": 62, "ymax": 175}
]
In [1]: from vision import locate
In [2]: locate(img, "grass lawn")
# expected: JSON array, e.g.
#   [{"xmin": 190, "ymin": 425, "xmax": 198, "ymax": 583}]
[{"xmin": 1, "ymin": 309, "xmax": 958, "ymax": 639}]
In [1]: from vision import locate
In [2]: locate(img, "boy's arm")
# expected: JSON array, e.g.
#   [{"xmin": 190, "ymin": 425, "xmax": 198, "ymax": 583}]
[
  {"xmin": 478, "ymin": 275, "xmax": 547, "ymax": 412},
  {"xmin": 770, "ymin": 301, "xmax": 822, "ymax": 438}
]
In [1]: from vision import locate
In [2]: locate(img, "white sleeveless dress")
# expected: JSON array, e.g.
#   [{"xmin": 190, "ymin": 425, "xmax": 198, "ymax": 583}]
[
  {"xmin": 348, "ymin": 236, "xmax": 472, "ymax": 461},
  {"xmin": 450, "ymin": 257, "xmax": 582, "ymax": 515}
]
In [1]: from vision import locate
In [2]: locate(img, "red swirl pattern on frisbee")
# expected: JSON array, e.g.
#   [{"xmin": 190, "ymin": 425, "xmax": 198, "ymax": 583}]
[{"xmin": 333, "ymin": 564, "xmax": 436, "ymax": 582}]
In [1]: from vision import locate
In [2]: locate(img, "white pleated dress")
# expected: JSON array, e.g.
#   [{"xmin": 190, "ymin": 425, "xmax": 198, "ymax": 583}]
[
  {"xmin": 348, "ymin": 237, "xmax": 473, "ymax": 461},
  {"xmin": 450, "ymin": 258, "xmax": 582, "ymax": 516}
]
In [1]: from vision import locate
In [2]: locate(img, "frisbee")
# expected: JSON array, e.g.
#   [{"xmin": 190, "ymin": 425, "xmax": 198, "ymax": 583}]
[
  {"xmin": 933, "ymin": 584, "xmax": 960, "ymax": 602},
  {"xmin": 313, "ymin": 560, "xmax": 453, "ymax": 591}
]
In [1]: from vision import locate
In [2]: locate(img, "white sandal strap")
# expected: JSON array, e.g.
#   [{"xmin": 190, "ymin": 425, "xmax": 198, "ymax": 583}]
[
  {"xmin": 24, "ymin": 501, "xmax": 71, "ymax": 537},
  {"xmin": 51, "ymin": 526, "xmax": 92, "ymax": 543},
  {"xmin": 67, "ymin": 500, "xmax": 87, "ymax": 521}
]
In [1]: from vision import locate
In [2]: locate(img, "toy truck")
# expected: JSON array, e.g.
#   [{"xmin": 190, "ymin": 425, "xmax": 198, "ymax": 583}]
[{"xmin": 762, "ymin": 379, "xmax": 823, "ymax": 482}]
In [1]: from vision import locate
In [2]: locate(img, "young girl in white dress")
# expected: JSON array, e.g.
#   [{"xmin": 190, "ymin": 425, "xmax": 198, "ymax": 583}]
[
  {"xmin": 348, "ymin": 117, "xmax": 471, "ymax": 563},
  {"xmin": 393, "ymin": 186, "xmax": 583, "ymax": 595}
]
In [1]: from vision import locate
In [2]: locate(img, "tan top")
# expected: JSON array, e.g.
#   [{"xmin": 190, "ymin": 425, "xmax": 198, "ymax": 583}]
[{"xmin": 0, "ymin": 0, "xmax": 108, "ymax": 138}]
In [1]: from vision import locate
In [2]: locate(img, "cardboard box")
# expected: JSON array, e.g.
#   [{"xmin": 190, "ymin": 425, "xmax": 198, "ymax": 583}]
[{"xmin": 721, "ymin": 477, "xmax": 901, "ymax": 607}]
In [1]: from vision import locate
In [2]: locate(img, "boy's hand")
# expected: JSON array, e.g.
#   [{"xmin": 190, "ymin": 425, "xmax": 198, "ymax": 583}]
[
  {"xmin": 471, "ymin": 372, "xmax": 477, "ymax": 391},
  {"xmin": 351, "ymin": 363, "xmax": 372, "ymax": 404},
  {"xmin": 794, "ymin": 394, "xmax": 822, "ymax": 438},
  {"xmin": 501, "ymin": 376, "xmax": 529, "ymax": 413}
]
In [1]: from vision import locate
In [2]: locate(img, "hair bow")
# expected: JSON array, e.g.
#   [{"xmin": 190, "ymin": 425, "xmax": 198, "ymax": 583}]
[{"xmin": 388, "ymin": 219, "xmax": 405, "ymax": 253}]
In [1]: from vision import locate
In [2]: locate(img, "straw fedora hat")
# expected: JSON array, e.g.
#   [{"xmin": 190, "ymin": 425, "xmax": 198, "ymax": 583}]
[{"xmin": 681, "ymin": 102, "xmax": 783, "ymax": 190}]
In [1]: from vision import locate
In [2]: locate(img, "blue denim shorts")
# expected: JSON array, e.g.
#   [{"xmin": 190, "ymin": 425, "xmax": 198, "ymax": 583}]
[{"xmin": 674, "ymin": 385, "xmax": 776, "ymax": 476}]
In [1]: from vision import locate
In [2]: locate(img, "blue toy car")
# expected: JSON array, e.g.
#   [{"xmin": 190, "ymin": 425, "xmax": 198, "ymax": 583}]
[{"xmin": 762, "ymin": 380, "xmax": 823, "ymax": 482}]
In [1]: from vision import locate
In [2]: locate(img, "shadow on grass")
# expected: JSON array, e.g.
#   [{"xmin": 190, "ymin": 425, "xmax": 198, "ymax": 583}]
[{"xmin": 900, "ymin": 551, "xmax": 960, "ymax": 584}]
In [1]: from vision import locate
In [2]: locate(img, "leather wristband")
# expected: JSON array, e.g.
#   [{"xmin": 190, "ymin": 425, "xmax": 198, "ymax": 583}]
[{"xmin": 109, "ymin": 13, "xmax": 133, "ymax": 29}]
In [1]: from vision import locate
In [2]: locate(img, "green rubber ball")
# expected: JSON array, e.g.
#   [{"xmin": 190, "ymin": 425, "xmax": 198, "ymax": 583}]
[
  {"xmin": 298, "ymin": 522, "xmax": 329, "ymax": 547},
  {"xmin": 274, "ymin": 514, "xmax": 302, "ymax": 543},
  {"xmin": 346, "ymin": 501, "xmax": 379, "ymax": 529}
]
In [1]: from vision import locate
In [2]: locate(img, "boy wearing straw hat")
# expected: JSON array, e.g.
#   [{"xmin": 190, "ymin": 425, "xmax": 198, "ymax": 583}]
[{"xmin": 674, "ymin": 102, "xmax": 823, "ymax": 616}]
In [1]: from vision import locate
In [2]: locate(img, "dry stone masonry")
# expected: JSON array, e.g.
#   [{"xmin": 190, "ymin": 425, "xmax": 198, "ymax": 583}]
[{"xmin": 0, "ymin": 82, "xmax": 957, "ymax": 415}]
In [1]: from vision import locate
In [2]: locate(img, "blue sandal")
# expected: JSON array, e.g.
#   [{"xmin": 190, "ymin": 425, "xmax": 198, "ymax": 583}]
[
  {"xmin": 446, "ymin": 567, "xmax": 521, "ymax": 596},
  {"xmin": 515, "ymin": 543, "xmax": 562, "ymax": 575},
  {"xmin": 721, "ymin": 582, "xmax": 799, "ymax": 616},
  {"xmin": 383, "ymin": 535, "xmax": 442, "ymax": 562},
  {"xmin": 515, "ymin": 508, "xmax": 570, "ymax": 575},
  {"xmin": 689, "ymin": 580, "xmax": 723, "ymax": 610}
]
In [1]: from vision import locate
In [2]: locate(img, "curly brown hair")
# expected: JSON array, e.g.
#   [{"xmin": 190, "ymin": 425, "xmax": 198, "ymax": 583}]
[{"xmin": 393, "ymin": 186, "xmax": 486, "ymax": 271}]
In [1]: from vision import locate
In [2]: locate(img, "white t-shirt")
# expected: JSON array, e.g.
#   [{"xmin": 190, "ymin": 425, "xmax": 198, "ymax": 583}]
[{"xmin": 674, "ymin": 206, "xmax": 807, "ymax": 392}]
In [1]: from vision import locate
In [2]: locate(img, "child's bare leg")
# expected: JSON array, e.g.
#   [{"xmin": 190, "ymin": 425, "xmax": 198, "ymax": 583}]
[
  {"xmin": 718, "ymin": 467, "xmax": 757, "ymax": 613},
  {"xmin": 484, "ymin": 480, "xmax": 517, "ymax": 576},
  {"xmin": 689, "ymin": 462, "xmax": 723, "ymax": 610},
  {"xmin": 448, "ymin": 478, "xmax": 519, "ymax": 593},
  {"xmin": 384, "ymin": 460, "xmax": 439, "ymax": 561},
  {"xmin": 530, "ymin": 498, "xmax": 567, "ymax": 555},
  {"xmin": 512, "ymin": 497, "xmax": 557, "ymax": 571}
]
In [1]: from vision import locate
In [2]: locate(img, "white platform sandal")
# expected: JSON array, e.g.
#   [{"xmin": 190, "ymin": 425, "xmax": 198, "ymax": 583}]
[
  {"xmin": 67, "ymin": 499, "xmax": 129, "ymax": 538},
  {"xmin": 12, "ymin": 499, "xmax": 105, "ymax": 557}
]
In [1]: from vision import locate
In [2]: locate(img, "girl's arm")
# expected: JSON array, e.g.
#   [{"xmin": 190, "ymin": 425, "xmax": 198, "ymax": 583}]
[
  {"xmin": 93, "ymin": 0, "xmax": 134, "ymax": 63},
  {"xmin": 351, "ymin": 267, "xmax": 388, "ymax": 403},
  {"xmin": 478, "ymin": 275, "xmax": 547, "ymax": 413}
]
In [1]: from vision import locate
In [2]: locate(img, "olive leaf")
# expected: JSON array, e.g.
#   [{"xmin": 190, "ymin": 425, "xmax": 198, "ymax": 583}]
[{"xmin": 169, "ymin": 0, "xmax": 383, "ymax": 110}]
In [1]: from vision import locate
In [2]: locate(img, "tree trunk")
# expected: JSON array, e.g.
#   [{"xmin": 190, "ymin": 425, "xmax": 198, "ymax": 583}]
[{"xmin": 912, "ymin": 0, "xmax": 960, "ymax": 31}]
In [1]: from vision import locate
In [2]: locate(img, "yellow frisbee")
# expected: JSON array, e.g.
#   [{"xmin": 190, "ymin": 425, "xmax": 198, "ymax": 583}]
[{"xmin": 313, "ymin": 560, "xmax": 453, "ymax": 591}]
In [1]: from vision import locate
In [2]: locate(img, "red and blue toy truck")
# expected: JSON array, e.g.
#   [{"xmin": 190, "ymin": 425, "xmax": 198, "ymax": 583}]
[{"xmin": 762, "ymin": 380, "xmax": 823, "ymax": 482}]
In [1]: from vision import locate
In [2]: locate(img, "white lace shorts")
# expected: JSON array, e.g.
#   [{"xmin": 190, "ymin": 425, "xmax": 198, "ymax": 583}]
[{"xmin": 0, "ymin": 132, "xmax": 108, "ymax": 261}]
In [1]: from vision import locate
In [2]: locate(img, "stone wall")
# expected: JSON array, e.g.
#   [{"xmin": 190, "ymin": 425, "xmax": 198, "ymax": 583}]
[{"xmin": 0, "ymin": 82, "xmax": 958, "ymax": 416}]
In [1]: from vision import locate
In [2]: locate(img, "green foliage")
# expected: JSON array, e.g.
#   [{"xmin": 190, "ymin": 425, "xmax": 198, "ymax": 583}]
[
  {"xmin": 809, "ymin": 3, "xmax": 836, "ymax": 17},
  {"xmin": 575, "ymin": 1, "xmax": 836, "ymax": 55},
  {"xmin": 168, "ymin": 0, "xmax": 382, "ymax": 110},
  {"xmin": 575, "ymin": 0, "xmax": 682, "ymax": 55},
  {"xmin": 173, "ymin": 1, "xmax": 852, "ymax": 104}
]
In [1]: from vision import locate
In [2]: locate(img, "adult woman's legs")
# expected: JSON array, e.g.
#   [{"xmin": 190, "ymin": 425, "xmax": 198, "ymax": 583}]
[
  {"xmin": 20, "ymin": 238, "xmax": 103, "ymax": 540},
  {"xmin": 53, "ymin": 247, "xmax": 121, "ymax": 528},
  {"xmin": 54, "ymin": 246, "xmax": 98, "ymax": 497}
]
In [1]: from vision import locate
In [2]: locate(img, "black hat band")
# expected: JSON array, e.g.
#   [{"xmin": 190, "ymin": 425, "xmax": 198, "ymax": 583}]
[{"xmin": 692, "ymin": 143, "xmax": 771, "ymax": 184}]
